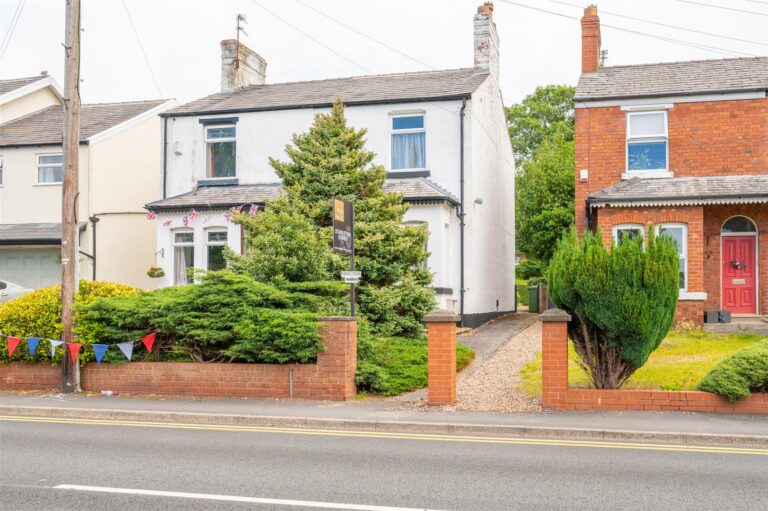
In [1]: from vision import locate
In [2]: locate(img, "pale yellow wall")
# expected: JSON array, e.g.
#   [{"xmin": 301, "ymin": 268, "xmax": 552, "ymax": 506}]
[
  {"xmin": 92, "ymin": 214, "xmax": 155, "ymax": 289},
  {"xmin": 0, "ymin": 86, "xmax": 61, "ymax": 124}
]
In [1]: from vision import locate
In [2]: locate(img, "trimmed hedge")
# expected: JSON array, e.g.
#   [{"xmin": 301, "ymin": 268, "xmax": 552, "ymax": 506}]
[{"xmin": 697, "ymin": 339, "xmax": 768, "ymax": 401}]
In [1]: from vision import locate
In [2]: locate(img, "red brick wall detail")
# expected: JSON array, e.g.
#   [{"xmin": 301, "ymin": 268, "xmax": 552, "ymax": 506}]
[
  {"xmin": 540, "ymin": 316, "xmax": 768, "ymax": 414},
  {"xmin": 427, "ymin": 321, "xmax": 457, "ymax": 405},
  {"xmin": 0, "ymin": 318, "xmax": 358, "ymax": 401}
]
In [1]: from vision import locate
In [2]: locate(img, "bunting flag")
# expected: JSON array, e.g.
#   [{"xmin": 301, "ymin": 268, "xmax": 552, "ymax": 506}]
[
  {"xmin": 146, "ymin": 211, "xmax": 157, "ymax": 220},
  {"xmin": 27, "ymin": 337, "xmax": 40, "ymax": 356},
  {"xmin": 50, "ymin": 340, "xmax": 64, "ymax": 358},
  {"xmin": 69, "ymin": 343, "xmax": 82, "ymax": 362},
  {"xmin": 224, "ymin": 210, "xmax": 232, "ymax": 223},
  {"xmin": 7, "ymin": 337, "xmax": 21, "ymax": 357},
  {"xmin": 117, "ymin": 341, "xmax": 133, "ymax": 361},
  {"xmin": 141, "ymin": 333, "xmax": 156, "ymax": 353},
  {"xmin": 91, "ymin": 344, "xmax": 108, "ymax": 364},
  {"xmin": 162, "ymin": 220, "xmax": 173, "ymax": 227}
]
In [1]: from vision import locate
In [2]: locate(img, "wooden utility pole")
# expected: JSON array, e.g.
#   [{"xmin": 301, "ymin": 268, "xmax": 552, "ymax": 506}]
[{"xmin": 60, "ymin": 0, "xmax": 81, "ymax": 393}]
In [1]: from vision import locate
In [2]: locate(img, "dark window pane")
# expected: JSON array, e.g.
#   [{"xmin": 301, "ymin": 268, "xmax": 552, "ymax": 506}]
[
  {"xmin": 208, "ymin": 141, "xmax": 236, "ymax": 177},
  {"xmin": 392, "ymin": 116, "xmax": 424, "ymax": 130},
  {"xmin": 208, "ymin": 245, "xmax": 226, "ymax": 271},
  {"xmin": 208, "ymin": 231, "xmax": 228, "ymax": 243},
  {"xmin": 628, "ymin": 141, "xmax": 666, "ymax": 170},
  {"xmin": 616, "ymin": 228, "xmax": 642, "ymax": 244},
  {"xmin": 722, "ymin": 216, "xmax": 756, "ymax": 233}
]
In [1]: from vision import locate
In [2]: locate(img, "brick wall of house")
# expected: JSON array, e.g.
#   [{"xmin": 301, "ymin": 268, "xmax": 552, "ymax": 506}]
[
  {"xmin": 575, "ymin": 97, "xmax": 768, "ymax": 232},
  {"xmin": 0, "ymin": 318, "xmax": 358, "ymax": 401}
]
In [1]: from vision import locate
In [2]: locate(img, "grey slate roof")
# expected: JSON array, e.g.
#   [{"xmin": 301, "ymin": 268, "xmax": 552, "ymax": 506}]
[
  {"xmin": 0, "ymin": 222, "xmax": 86, "ymax": 245},
  {"xmin": 146, "ymin": 178, "xmax": 459, "ymax": 211},
  {"xmin": 165, "ymin": 68, "xmax": 488, "ymax": 116},
  {"xmin": 576, "ymin": 57, "xmax": 768, "ymax": 101},
  {"xmin": 0, "ymin": 76, "xmax": 44, "ymax": 96},
  {"xmin": 588, "ymin": 175, "xmax": 768, "ymax": 207},
  {"xmin": 0, "ymin": 100, "xmax": 166, "ymax": 147}
]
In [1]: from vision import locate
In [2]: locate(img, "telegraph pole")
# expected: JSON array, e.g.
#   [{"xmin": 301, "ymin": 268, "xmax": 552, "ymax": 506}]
[{"xmin": 60, "ymin": 0, "xmax": 81, "ymax": 393}]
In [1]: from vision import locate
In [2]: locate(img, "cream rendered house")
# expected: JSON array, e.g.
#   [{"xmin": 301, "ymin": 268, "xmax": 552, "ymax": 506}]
[{"xmin": 0, "ymin": 74, "xmax": 174, "ymax": 289}]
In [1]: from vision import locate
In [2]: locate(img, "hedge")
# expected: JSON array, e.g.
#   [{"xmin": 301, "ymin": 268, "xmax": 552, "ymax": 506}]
[{"xmin": 697, "ymin": 339, "xmax": 768, "ymax": 401}]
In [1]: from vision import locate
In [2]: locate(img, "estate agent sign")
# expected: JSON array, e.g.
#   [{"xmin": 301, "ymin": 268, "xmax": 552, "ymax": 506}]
[{"xmin": 333, "ymin": 197, "xmax": 357, "ymax": 316}]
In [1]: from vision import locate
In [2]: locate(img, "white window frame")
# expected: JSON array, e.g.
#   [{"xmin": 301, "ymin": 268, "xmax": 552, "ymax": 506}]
[
  {"xmin": 390, "ymin": 112, "xmax": 426, "ymax": 172},
  {"xmin": 625, "ymin": 111, "xmax": 669, "ymax": 177},
  {"xmin": 0, "ymin": 155, "xmax": 3, "ymax": 186},
  {"xmin": 612, "ymin": 223, "xmax": 644, "ymax": 245},
  {"xmin": 205, "ymin": 228, "xmax": 229, "ymax": 271},
  {"xmin": 36, "ymin": 153, "xmax": 63, "ymax": 185},
  {"xmin": 656, "ymin": 223, "xmax": 688, "ymax": 293},
  {"xmin": 204, "ymin": 125, "xmax": 237, "ymax": 179},
  {"xmin": 172, "ymin": 229, "xmax": 195, "ymax": 285}
]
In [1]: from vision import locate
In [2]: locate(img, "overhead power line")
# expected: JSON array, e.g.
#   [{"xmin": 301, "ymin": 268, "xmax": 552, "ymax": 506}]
[
  {"xmin": 548, "ymin": 0, "xmax": 767, "ymax": 47},
  {"xmin": 121, "ymin": 0, "xmax": 163, "ymax": 97},
  {"xmin": 0, "ymin": 0, "xmax": 26, "ymax": 64},
  {"xmin": 293, "ymin": 0, "xmax": 436, "ymax": 70},
  {"xmin": 677, "ymin": 0, "xmax": 768, "ymax": 16},
  {"xmin": 496, "ymin": 0, "xmax": 759, "ymax": 57},
  {"xmin": 250, "ymin": 0, "xmax": 372, "ymax": 74}
]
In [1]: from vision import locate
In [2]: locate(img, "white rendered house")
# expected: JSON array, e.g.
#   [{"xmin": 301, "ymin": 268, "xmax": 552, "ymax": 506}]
[{"xmin": 147, "ymin": 4, "xmax": 515, "ymax": 327}]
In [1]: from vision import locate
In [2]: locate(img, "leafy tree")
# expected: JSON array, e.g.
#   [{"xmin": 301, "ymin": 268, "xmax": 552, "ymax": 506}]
[
  {"xmin": 230, "ymin": 100, "xmax": 435, "ymax": 337},
  {"xmin": 508, "ymin": 85, "xmax": 576, "ymax": 278},
  {"xmin": 506, "ymin": 85, "xmax": 575, "ymax": 164},
  {"xmin": 548, "ymin": 228, "xmax": 680, "ymax": 389}
]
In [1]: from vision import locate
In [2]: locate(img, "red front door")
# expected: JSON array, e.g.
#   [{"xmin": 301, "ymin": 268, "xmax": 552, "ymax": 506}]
[{"xmin": 722, "ymin": 236, "xmax": 757, "ymax": 315}]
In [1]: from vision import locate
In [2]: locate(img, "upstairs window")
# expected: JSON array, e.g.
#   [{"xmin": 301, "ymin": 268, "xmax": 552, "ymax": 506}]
[
  {"xmin": 206, "ymin": 229, "xmax": 228, "ymax": 271},
  {"xmin": 37, "ymin": 154, "xmax": 63, "ymax": 184},
  {"xmin": 391, "ymin": 114, "xmax": 425, "ymax": 170},
  {"xmin": 627, "ymin": 111, "xmax": 667, "ymax": 172},
  {"xmin": 205, "ymin": 126, "xmax": 236, "ymax": 178}
]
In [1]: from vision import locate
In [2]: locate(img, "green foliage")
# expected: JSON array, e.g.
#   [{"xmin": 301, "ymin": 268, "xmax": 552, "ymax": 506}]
[
  {"xmin": 548, "ymin": 227, "xmax": 680, "ymax": 389},
  {"xmin": 506, "ymin": 85, "xmax": 575, "ymax": 164},
  {"xmin": 356, "ymin": 335, "xmax": 475, "ymax": 395},
  {"xmin": 230, "ymin": 100, "xmax": 434, "ymax": 337},
  {"xmin": 697, "ymin": 339, "xmax": 768, "ymax": 401},
  {"xmin": 516, "ymin": 258, "xmax": 548, "ymax": 281},
  {"xmin": 515, "ymin": 282, "xmax": 529, "ymax": 307},
  {"xmin": 75, "ymin": 272, "xmax": 324, "ymax": 364},
  {"xmin": 0, "ymin": 281, "xmax": 139, "ymax": 363}
]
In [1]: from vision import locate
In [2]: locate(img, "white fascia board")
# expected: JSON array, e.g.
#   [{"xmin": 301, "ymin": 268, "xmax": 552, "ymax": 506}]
[
  {"xmin": 0, "ymin": 76, "xmax": 63, "ymax": 105},
  {"xmin": 87, "ymin": 99, "xmax": 178, "ymax": 144},
  {"xmin": 576, "ymin": 90, "xmax": 765, "ymax": 109}
]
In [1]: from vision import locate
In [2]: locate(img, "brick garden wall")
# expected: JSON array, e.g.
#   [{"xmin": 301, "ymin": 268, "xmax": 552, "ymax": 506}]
[
  {"xmin": 0, "ymin": 318, "xmax": 357, "ymax": 401},
  {"xmin": 540, "ymin": 310, "xmax": 768, "ymax": 414}
]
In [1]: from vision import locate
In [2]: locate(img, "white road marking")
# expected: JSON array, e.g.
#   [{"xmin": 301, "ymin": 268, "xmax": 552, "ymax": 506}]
[{"xmin": 54, "ymin": 484, "xmax": 445, "ymax": 511}]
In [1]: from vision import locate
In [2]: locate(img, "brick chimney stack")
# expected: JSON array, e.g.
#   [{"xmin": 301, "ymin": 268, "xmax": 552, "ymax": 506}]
[
  {"xmin": 581, "ymin": 5, "xmax": 601, "ymax": 73},
  {"xmin": 474, "ymin": 2, "xmax": 499, "ymax": 77},
  {"xmin": 221, "ymin": 40, "xmax": 267, "ymax": 92}
]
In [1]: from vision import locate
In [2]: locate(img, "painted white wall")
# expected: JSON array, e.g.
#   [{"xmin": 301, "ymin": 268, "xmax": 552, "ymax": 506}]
[{"xmin": 0, "ymin": 85, "xmax": 61, "ymax": 124}]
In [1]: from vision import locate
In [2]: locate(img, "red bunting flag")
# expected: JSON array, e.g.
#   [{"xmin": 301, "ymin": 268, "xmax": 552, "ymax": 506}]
[
  {"xmin": 69, "ymin": 343, "xmax": 81, "ymax": 362},
  {"xmin": 7, "ymin": 337, "xmax": 21, "ymax": 357},
  {"xmin": 141, "ymin": 333, "xmax": 156, "ymax": 353}
]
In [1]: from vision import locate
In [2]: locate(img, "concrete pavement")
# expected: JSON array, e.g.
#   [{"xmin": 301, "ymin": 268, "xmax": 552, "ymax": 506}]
[
  {"xmin": 1, "ymin": 416, "xmax": 766, "ymax": 510},
  {"xmin": 0, "ymin": 392, "xmax": 766, "ymax": 447}
]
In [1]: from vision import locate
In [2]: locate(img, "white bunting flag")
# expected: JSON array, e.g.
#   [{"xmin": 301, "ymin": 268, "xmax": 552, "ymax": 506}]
[
  {"xmin": 49, "ymin": 340, "xmax": 64, "ymax": 358},
  {"xmin": 117, "ymin": 342, "xmax": 133, "ymax": 361}
]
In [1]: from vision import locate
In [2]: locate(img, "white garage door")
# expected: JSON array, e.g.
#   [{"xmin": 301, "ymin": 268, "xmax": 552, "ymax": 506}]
[{"xmin": 0, "ymin": 248, "xmax": 60, "ymax": 289}]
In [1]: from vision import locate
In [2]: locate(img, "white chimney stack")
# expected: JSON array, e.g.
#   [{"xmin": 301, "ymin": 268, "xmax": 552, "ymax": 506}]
[
  {"xmin": 473, "ymin": 2, "xmax": 499, "ymax": 77},
  {"xmin": 220, "ymin": 39, "xmax": 267, "ymax": 92}
]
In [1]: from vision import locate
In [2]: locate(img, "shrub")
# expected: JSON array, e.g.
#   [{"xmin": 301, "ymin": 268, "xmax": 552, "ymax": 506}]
[
  {"xmin": 75, "ymin": 271, "xmax": 324, "ymax": 364},
  {"xmin": 515, "ymin": 281, "xmax": 529, "ymax": 307},
  {"xmin": 548, "ymin": 227, "xmax": 679, "ymax": 389},
  {"xmin": 0, "ymin": 281, "xmax": 139, "ymax": 363},
  {"xmin": 697, "ymin": 339, "xmax": 768, "ymax": 401}
]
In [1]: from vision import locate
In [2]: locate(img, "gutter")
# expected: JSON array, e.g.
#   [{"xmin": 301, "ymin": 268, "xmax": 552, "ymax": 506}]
[{"xmin": 459, "ymin": 98, "xmax": 467, "ymax": 326}]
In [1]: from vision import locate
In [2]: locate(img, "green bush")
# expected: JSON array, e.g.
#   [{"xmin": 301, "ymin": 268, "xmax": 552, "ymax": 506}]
[
  {"xmin": 697, "ymin": 339, "xmax": 768, "ymax": 401},
  {"xmin": 0, "ymin": 281, "xmax": 139, "ymax": 363},
  {"xmin": 356, "ymin": 335, "xmax": 475, "ymax": 395},
  {"xmin": 75, "ymin": 272, "xmax": 324, "ymax": 364},
  {"xmin": 515, "ymin": 282, "xmax": 529, "ymax": 307},
  {"xmin": 548, "ymin": 227, "xmax": 680, "ymax": 389}
]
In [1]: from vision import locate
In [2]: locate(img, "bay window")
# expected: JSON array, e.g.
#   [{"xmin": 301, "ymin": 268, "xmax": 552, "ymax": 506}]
[
  {"xmin": 206, "ymin": 229, "xmax": 228, "ymax": 271},
  {"xmin": 612, "ymin": 224, "xmax": 644, "ymax": 245},
  {"xmin": 658, "ymin": 223, "xmax": 687, "ymax": 291},
  {"xmin": 391, "ymin": 114, "xmax": 425, "ymax": 170},
  {"xmin": 173, "ymin": 231, "xmax": 195, "ymax": 285}
]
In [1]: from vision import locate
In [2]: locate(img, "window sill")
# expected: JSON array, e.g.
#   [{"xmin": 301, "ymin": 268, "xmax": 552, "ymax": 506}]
[
  {"xmin": 679, "ymin": 291, "xmax": 707, "ymax": 301},
  {"xmin": 33, "ymin": 182, "xmax": 63, "ymax": 187},
  {"xmin": 621, "ymin": 171, "xmax": 673, "ymax": 180}
]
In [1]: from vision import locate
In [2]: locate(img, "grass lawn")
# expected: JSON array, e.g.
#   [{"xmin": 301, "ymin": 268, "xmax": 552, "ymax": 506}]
[
  {"xmin": 358, "ymin": 336, "xmax": 475, "ymax": 396},
  {"xmin": 519, "ymin": 329, "xmax": 767, "ymax": 396}
]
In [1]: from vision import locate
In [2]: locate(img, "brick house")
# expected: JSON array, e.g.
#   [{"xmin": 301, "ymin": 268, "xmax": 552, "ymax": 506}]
[{"xmin": 574, "ymin": 6, "xmax": 768, "ymax": 324}]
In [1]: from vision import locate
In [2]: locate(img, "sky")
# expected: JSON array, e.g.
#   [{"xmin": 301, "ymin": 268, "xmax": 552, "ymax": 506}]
[{"xmin": 0, "ymin": 0, "xmax": 766, "ymax": 106}]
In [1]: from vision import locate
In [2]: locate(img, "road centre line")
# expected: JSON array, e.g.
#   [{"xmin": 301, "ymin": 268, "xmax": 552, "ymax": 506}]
[
  {"xmin": 1, "ymin": 415, "xmax": 766, "ymax": 456},
  {"xmin": 54, "ymin": 484, "xmax": 443, "ymax": 511}
]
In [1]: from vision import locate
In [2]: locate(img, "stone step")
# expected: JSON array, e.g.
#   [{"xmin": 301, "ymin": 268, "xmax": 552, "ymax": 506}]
[{"xmin": 703, "ymin": 319, "xmax": 768, "ymax": 335}]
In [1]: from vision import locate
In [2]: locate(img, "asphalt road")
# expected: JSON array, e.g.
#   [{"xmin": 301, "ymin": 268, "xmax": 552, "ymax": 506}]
[{"xmin": 0, "ymin": 417, "xmax": 766, "ymax": 511}]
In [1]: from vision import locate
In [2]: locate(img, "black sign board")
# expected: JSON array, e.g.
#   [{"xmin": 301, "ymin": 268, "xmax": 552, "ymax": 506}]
[{"xmin": 332, "ymin": 198, "xmax": 354, "ymax": 256}]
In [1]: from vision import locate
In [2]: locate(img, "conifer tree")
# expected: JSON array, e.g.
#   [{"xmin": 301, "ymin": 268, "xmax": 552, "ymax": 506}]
[{"xmin": 230, "ymin": 101, "xmax": 435, "ymax": 337}]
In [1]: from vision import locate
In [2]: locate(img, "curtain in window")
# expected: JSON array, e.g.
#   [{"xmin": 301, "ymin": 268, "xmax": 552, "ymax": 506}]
[
  {"xmin": 174, "ymin": 246, "xmax": 192, "ymax": 285},
  {"xmin": 392, "ymin": 133, "xmax": 425, "ymax": 169},
  {"xmin": 38, "ymin": 166, "xmax": 63, "ymax": 183}
]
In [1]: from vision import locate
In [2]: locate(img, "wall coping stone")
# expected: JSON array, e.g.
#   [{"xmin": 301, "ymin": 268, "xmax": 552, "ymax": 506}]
[
  {"xmin": 316, "ymin": 316, "xmax": 359, "ymax": 322},
  {"xmin": 539, "ymin": 308, "xmax": 572, "ymax": 322},
  {"xmin": 424, "ymin": 309, "xmax": 461, "ymax": 323}
]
